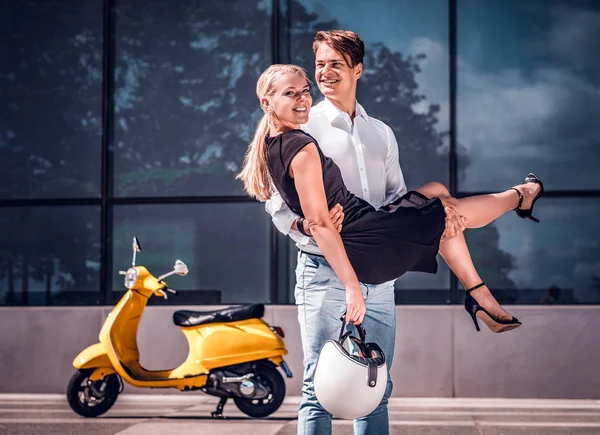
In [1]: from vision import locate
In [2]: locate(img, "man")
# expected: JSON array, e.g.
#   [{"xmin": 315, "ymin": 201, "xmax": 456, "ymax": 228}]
[{"xmin": 266, "ymin": 30, "xmax": 404, "ymax": 435}]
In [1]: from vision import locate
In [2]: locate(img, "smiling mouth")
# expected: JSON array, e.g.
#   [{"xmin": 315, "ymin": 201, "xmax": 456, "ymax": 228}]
[
  {"xmin": 293, "ymin": 107, "xmax": 307, "ymax": 113},
  {"xmin": 320, "ymin": 79, "xmax": 339, "ymax": 84}
]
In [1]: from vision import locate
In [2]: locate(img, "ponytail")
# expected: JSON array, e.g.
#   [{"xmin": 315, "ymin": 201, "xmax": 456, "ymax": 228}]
[{"xmin": 237, "ymin": 114, "xmax": 272, "ymax": 201}]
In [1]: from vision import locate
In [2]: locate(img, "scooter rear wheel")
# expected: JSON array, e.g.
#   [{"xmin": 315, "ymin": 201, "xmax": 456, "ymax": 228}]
[
  {"xmin": 66, "ymin": 369, "xmax": 121, "ymax": 418},
  {"xmin": 233, "ymin": 362, "xmax": 286, "ymax": 418}
]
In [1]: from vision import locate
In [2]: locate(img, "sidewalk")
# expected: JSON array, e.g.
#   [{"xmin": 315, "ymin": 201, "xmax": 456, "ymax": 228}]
[{"xmin": 1, "ymin": 394, "xmax": 600, "ymax": 434}]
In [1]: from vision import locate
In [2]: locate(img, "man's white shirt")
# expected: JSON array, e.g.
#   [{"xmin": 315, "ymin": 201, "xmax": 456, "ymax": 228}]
[{"xmin": 265, "ymin": 98, "xmax": 407, "ymax": 254}]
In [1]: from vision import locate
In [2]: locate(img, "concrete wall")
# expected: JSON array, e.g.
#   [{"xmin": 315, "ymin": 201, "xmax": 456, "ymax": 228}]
[{"xmin": 1, "ymin": 305, "xmax": 599, "ymax": 398}]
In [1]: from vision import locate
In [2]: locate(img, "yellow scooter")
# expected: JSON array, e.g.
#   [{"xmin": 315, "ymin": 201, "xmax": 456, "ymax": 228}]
[{"xmin": 67, "ymin": 237, "xmax": 292, "ymax": 418}]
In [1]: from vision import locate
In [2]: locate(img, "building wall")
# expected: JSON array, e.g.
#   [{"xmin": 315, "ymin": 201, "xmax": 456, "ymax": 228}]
[{"xmin": 2, "ymin": 305, "xmax": 598, "ymax": 398}]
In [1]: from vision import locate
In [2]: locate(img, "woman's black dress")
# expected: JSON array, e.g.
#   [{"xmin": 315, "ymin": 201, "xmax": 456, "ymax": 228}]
[{"xmin": 266, "ymin": 129, "xmax": 446, "ymax": 285}]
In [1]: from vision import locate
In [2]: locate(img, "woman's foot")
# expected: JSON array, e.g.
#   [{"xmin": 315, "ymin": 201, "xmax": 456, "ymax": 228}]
[
  {"xmin": 511, "ymin": 173, "xmax": 544, "ymax": 223},
  {"xmin": 467, "ymin": 284, "xmax": 514, "ymax": 322},
  {"xmin": 511, "ymin": 181, "xmax": 542, "ymax": 212}
]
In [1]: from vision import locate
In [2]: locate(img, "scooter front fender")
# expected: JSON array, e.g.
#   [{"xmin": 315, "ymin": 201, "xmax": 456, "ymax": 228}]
[{"xmin": 73, "ymin": 343, "xmax": 116, "ymax": 380}]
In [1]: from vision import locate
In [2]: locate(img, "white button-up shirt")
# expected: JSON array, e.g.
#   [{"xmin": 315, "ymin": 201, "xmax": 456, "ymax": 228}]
[{"xmin": 265, "ymin": 98, "xmax": 407, "ymax": 254}]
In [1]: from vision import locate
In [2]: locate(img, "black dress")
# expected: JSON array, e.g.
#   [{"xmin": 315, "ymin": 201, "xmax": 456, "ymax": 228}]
[{"xmin": 266, "ymin": 129, "xmax": 446, "ymax": 285}]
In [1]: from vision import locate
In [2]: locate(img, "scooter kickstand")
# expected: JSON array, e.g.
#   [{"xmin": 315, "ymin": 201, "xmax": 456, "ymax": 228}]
[{"xmin": 211, "ymin": 397, "xmax": 228, "ymax": 419}]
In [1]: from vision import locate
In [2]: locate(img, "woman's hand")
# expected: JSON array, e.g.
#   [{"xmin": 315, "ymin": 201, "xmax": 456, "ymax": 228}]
[{"xmin": 345, "ymin": 286, "xmax": 366, "ymax": 324}]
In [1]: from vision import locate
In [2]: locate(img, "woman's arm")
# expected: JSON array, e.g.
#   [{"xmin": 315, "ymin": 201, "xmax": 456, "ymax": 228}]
[{"xmin": 289, "ymin": 142, "xmax": 366, "ymax": 324}]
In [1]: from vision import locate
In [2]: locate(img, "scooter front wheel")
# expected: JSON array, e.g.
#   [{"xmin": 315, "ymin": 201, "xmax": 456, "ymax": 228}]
[
  {"xmin": 66, "ymin": 369, "xmax": 121, "ymax": 417},
  {"xmin": 233, "ymin": 362, "xmax": 286, "ymax": 418}
]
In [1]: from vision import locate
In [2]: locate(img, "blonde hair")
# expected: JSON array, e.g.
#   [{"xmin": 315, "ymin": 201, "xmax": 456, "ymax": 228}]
[{"xmin": 237, "ymin": 64, "xmax": 310, "ymax": 201}]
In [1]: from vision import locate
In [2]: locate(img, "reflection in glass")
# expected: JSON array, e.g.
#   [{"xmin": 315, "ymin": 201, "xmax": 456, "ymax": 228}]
[
  {"xmin": 112, "ymin": 0, "xmax": 272, "ymax": 197},
  {"xmin": 0, "ymin": 1, "xmax": 102, "ymax": 199},
  {"xmin": 287, "ymin": 0, "xmax": 449, "ymax": 188},
  {"xmin": 112, "ymin": 203, "xmax": 270, "ymax": 303},
  {"xmin": 0, "ymin": 207, "xmax": 101, "ymax": 305},
  {"xmin": 464, "ymin": 198, "xmax": 600, "ymax": 304},
  {"xmin": 457, "ymin": 0, "xmax": 600, "ymax": 191}
]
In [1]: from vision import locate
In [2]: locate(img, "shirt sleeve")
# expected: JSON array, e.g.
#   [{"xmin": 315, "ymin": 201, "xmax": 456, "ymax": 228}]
[
  {"xmin": 265, "ymin": 188, "xmax": 312, "ymax": 244},
  {"xmin": 384, "ymin": 126, "xmax": 407, "ymax": 205}
]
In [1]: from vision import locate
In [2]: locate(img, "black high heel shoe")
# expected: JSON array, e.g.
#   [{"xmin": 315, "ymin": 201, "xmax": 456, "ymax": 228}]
[
  {"xmin": 510, "ymin": 173, "xmax": 544, "ymax": 223},
  {"xmin": 464, "ymin": 283, "xmax": 522, "ymax": 333}
]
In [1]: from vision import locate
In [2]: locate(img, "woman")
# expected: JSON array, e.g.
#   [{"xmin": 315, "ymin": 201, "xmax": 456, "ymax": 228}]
[{"xmin": 238, "ymin": 64, "xmax": 543, "ymax": 332}]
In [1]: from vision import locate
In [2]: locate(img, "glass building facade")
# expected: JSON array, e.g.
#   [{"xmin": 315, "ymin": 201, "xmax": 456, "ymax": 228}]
[{"xmin": 1, "ymin": 0, "xmax": 599, "ymax": 306}]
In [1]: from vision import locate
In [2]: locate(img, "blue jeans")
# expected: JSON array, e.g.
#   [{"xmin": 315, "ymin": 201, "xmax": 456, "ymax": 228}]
[{"xmin": 294, "ymin": 251, "xmax": 396, "ymax": 435}]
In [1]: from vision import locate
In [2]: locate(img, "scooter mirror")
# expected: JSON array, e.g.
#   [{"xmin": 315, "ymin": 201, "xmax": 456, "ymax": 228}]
[
  {"xmin": 133, "ymin": 237, "xmax": 142, "ymax": 252},
  {"xmin": 156, "ymin": 259, "xmax": 189, "ymax": 282},
  {"xmin": 174, "ymin": 260, "xmax": 188, "ymax": 276},
  {"xmin": 131, "ymin": 237, "xmax": 142, "ymax": 266}
]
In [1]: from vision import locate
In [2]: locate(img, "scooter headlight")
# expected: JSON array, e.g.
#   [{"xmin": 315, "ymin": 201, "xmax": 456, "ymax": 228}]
[{"xmin": 124, "ymin": 267, "xmax": 139, "ymax": 289}]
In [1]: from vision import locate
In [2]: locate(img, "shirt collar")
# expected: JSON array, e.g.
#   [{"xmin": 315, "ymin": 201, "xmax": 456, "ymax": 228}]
[{"xmin": 322, "ymin": 98, "xmax": 370, "ymax": 125}]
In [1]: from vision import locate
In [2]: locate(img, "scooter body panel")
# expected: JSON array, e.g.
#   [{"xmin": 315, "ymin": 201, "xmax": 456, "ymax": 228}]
[
  {"xmin": 73, "ymin": 343, "xmax": 112, "ymax": 370},
  {"xmin": 186, "ymin": 318, "xmax": 288, "ymax": 371}
]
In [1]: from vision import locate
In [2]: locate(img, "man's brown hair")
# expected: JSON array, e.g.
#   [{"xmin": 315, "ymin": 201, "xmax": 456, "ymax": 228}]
[{"xmin": 312, "ymin": 30, "xmax": 365, "ymax": 67}]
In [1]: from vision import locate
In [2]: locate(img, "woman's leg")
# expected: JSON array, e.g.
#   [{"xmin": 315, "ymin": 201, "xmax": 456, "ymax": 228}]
[
  {"xmin": 414, "ymin": 181, "xmax": 537, "ymax": 321},
  {"xmin": 438, "ymin": 231, "xmax": 513, "ymax": 320},
  {"xmin": 416, "ymin": 181, "xmax": 541, "ymax": 229}
]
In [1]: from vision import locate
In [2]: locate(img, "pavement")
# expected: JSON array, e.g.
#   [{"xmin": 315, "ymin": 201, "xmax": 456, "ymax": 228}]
[{"xmin": 1, "ymin": 394, "xmax": 600, "ymax": 435}]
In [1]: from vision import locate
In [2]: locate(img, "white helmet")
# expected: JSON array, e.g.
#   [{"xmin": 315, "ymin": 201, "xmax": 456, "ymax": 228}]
[{"xmin": 313, "ymin": 317, "xmax": 387, "ymax": 420}]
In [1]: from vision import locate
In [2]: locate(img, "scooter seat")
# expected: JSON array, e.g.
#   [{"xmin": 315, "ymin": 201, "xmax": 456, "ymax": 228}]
[{"xmin": 173, "ymin": 303, "xmax": 265, "ymax": 327}]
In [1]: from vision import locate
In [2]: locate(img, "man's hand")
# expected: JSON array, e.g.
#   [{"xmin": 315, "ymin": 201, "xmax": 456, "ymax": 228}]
[
  {"xmin": 295, "ymin": 203, "xmax": 344, "ymax": 236},
  {"xmin": 441, "ymin": 204, "xmax": 466, "ymax": 242},
  {"xmin": 345, "ymin": 286, "xmax": 366, "ymax": 325},
  {"xmin": 330, "ymin": 203, "xmax": 344, "ymax": 233}
]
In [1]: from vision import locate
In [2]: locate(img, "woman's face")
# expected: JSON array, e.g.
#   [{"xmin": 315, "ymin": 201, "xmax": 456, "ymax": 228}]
[{"xmin": 264, "ymin": 72, "xmax": 312, "ymax": 130}]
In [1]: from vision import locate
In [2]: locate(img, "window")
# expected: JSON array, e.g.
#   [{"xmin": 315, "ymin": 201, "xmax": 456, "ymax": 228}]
[
  {"xmin": 283, "ymin": 0, "xmax": 451, "ymax": 303},
  {"xmin": 112, "ymin": 203, "xmax": 271, "ymax": 303},
  {"xmin": 112, "ymin": 0, "xmax": 273, "ymax": 197},
  {"xmin": 0, "ymin": 207, "xmax": 101, "ymax": 305},
  {"xmin": 462, "ymin": 198, "xmax": 600, "ymax": 305},
  {"xmin": 457, "ymin": 0, "xmax": 600, "ymax": 191},
  {"xmin": 287, "ymin": 0, "xmax": 450, "ymax": 188},
  {"xmin": 3, "ymin": 1, "xmax": 596, "ymax": 307},
  {"xmin": 0, "ymin": 2, "xmax": 103, "ymax": 199}
]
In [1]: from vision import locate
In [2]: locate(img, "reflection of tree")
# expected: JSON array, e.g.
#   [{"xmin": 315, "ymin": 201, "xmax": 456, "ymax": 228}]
[
  {"xmin": 113, "ymin": 0, "xmax": 271, "ymax": 196},
  {"xmin": 0, "ymin": 1, "xmax": 102, "ymax": 198},
  {"xmin": 0, "ymin": 209, "xmax": 100, "ymax": 305},
  {"xmin": 465, "ymin": 226, "xmax": 516, "ymax": 293},
  {"xmin": 593, "ymin": 276, "xmax": 600, "ymax": 294}
]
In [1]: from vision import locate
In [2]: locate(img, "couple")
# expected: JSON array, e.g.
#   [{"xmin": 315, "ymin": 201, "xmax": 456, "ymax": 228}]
[{"xmin": 238, "ymin": 30, "xmax": 543, "ymax": 435}]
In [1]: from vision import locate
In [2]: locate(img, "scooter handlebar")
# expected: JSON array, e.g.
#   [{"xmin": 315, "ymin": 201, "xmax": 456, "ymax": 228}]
[{"xmin": 155, "ymin": 286, "xmax": 178, "ymax": 299}]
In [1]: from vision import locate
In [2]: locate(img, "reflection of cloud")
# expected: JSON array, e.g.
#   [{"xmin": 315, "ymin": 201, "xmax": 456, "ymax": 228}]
[
  {"xmin": 504, "ymin": 223, "xmax": 600, "ymax": 300},
  {"xmin": 573, "ymin": 239, "xmax": 600, "ymax": 250},
  {"xmin": 407, "ymin": 37, "xmax": 449, "ymax": 133},
  {"xmin": 574, "ymin": 261, "xmax": 600, "ymax": 280},
  {"xmin": 456, "ymin": 5, "xmax": 600, "ymax": 189},
  {"xmin": 547, "ymin": 5, "xmax": 600, "ymax": 70}
]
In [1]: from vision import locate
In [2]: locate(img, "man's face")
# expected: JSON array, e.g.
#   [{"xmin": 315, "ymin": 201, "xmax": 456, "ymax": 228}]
[{"xmin": 314, "ymin": 42, "xmax": 362, "ymax": 101}]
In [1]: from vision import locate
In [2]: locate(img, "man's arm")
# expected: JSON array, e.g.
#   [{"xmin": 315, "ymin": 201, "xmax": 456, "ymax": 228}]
[
  {"xmin": 265, "ymin": 190, "xmax": 311, "ymax": 244},
  {"xmin": 265, "ymin": 190, "xmax": 345, "ymax": 240},
  {"xmin": 383, "ymin": 126, "xmax": 407, "ymax": 205}
]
